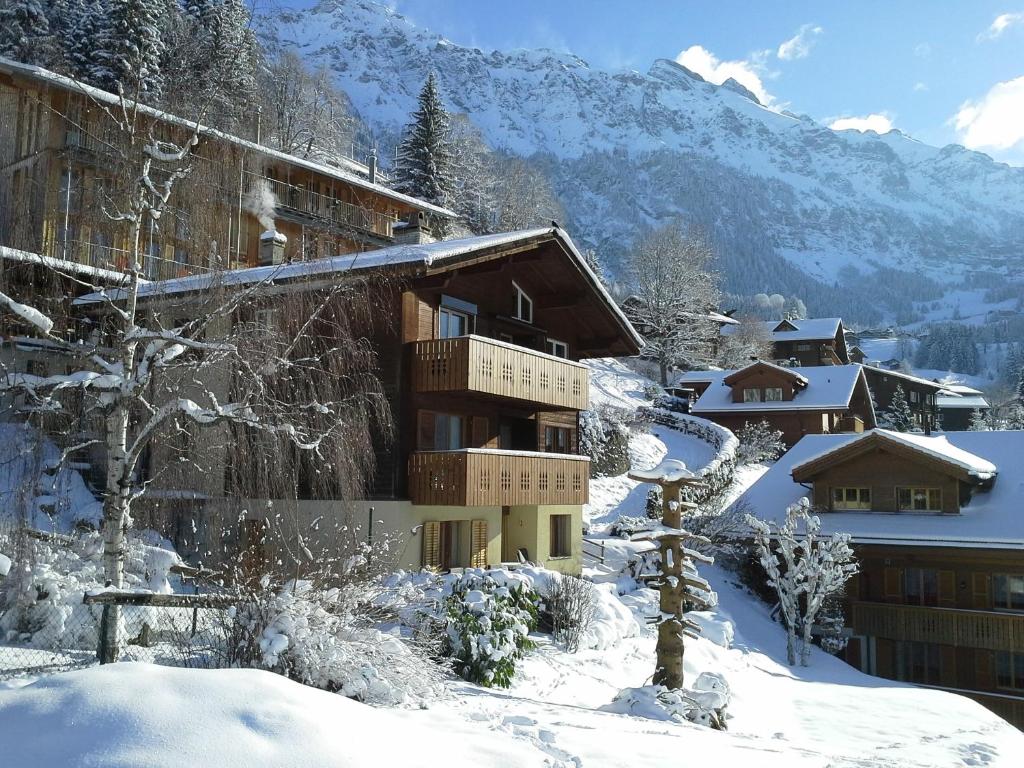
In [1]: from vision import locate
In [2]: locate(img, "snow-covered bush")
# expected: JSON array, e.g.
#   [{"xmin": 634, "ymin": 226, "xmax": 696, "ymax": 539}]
[
  {"xmin": 443, "ymin": 574, "xmax": 540, "ymax": 687},
  {"xmin": 610, "ymin": 515, "xmax": 651, "ymax": 538},
  {"xmin": 747, "ymin": 499, "xmax": 859, "ymax": 666},
  {"xmin": 602, "ymin": 672, "xmax": 730, "ymax": 730},
  {"xmin": 546, "ymin": 574, "xmax": 595, "ymax": 653},
  {"xmin": 580, "ymin": 406, "xmax": 632, "ymax": 478},
  {"xmin": 637, "ymin": 408, "xmax": 737, "ymax": 504},
  {"xmin": 735, "ymin": 420, "xmax": 785, "ymax": 465}
]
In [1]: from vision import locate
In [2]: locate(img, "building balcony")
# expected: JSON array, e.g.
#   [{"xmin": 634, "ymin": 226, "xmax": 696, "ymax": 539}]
[
  {"xmin": 851, "ymin": 601, "xmax": 1024, "ymax": 652},
  {"xmin": 408, "ymin": 449, "xmax": 589, "ymax": 507},
  {"xmin": 836, "ymin": 415, "xmax": 865, "ymax": 433},
  {"xmin": 410, "ymin": 335, "xmax": 588, "ymax": 410},
  {"xmin": 254, "ymin": 176, "xmax": 397, "ymax": 241}
]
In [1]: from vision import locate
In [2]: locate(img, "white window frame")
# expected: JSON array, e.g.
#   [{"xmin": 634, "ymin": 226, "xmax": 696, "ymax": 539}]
[
  {"xmin": 547, "ymin": 338, "xmax": 568, "ymax": 358},
  {"xmin": 832, "ymin": 487, "xmax": 871, "ymax": 510},
  {"xmin": 896, "ymin": 486, "xmax": 942, "ymax": 512},
  {"xmin": 764, "ymin": 387, "xmax": 784, "ymax": 402},
  {"xmin": 512, "ymin": 281, "xmax": 533, "ymax": 324},
  {"xmin": 439, "ymin": 307, "xmax": 470, "ymax": 339}
]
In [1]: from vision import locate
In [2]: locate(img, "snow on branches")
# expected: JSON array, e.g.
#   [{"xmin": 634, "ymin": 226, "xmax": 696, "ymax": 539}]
[{"xmin": 746, "ymin": 499, "xmax": 858, "ymax": 666}]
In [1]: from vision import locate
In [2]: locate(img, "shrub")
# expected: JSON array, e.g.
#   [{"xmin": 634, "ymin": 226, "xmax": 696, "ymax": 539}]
[
  {"xmin": 735, "ymin": 421, "xmax": 785, "ymax": 465},
  {"xmin": 602, "ymin": 673, "xmax": 731, "ymax": 730},
  {"xmin": 546, "ymin": 574, "xmax": 596, "ymax": 653},
  {"xmin": 443, "ymin": 574, "xmax": 539, "ymax": 687}
]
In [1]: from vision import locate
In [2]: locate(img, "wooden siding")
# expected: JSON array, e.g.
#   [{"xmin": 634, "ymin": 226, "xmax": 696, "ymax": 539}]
[
  {"xmin": 410, "ymin": 336, "xmax": 588, "ymax": 410},
  {"xmin": 852, "ymin": 602, "xmax": 1024, "ymax": 652},
  {"xmin": 408, "ymin": 450, "xmax": 589, "ymax": 506}
]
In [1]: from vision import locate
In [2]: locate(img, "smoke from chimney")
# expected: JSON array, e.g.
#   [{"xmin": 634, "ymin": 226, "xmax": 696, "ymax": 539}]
[{"xmin": 245, "ymin": 179, "xmax": 278, "ymax": 232}]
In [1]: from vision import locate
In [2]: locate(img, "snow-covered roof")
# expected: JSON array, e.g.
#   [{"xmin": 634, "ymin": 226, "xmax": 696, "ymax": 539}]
[
  {"xmin": 0, "ymin": 56, "xmax": 455, "ymax": 219},
  {"xmin": 860, "ymin": 364, "xmax": 946, "ymax": 392},
  {"xmin": 937, "ymin": 394, "xmax": 990, "ymax": 410},
  {"xmin": 722, "ymin": 317, "xmax": 842, "ymax": 341},
  {"xmin": 680, "ymin": 364, "xmax": 865, "ymax": 413},
  {"xmin": 736, "ymin": 430, "xmax": 1024, "ymax": 548},
  {"xmin": 944, "ymin": 384, "xmax": 984, "ymax": 396},
  {"xmin": 1, "ymin": 245, "xmax": 134, "ymax": 285},
  {"xmin": 722, "ymin": 360, "xmax": 809, "ymax": 387},
  {"xmin": 75, "ymin": 227, "xmax": 644, "ymax": 348}
]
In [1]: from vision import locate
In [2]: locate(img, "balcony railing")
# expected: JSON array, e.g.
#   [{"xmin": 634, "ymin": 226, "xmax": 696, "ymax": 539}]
[
  {"xmin": 251, "ymin": 175, "xmax": 397, "ymax": 240},
  {"xmin": 836, "ymin": 415, "xmax": 865, "ymax": 433},
  {"xmin": 851, "ymin": 601, "xmax": 1024, "ymax": 652},
  {"xmin": 408, "ymin": 449, "xmax": 589, "ymax": 507},
  {"xmin": 410, "ymin": 335, "xmax": 588, "ymax": 410}
]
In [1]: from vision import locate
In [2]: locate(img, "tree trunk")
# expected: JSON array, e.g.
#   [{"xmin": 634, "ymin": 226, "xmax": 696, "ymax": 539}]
[
  {"xmin": 659, "ymin": 358, "xmax": 668, "ymax": 387},
  {"xmin": 653, "ymin": 618, "xmax": 685, "ymax": 689},
  {"xmin": 101, "ymin": 405, "xmax": 130, "ymax": 589}
]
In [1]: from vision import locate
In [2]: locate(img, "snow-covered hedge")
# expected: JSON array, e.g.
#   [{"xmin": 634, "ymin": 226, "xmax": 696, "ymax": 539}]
[{"xmin": 603, "ymin": 672, "xmax": 731, "ymax": 730}]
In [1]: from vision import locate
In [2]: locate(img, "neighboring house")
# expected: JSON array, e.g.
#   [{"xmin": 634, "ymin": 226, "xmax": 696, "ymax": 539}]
[
  {"xmin": 848, "ymin": 345, "xmax": 866, "ymax": 364},
  {"xmin": 722, "ymin": 317, "xmax": 849, "ymax": 366},
  {"xmin": 676, "ymin": 361, "xmax": 875, "ymax": 445},
  {"xmin": 737, "ymin": 429, "xmax": 1024, "ymax": 728},
  {"xmin": 861, "ymin": 365, "xmax": 944, "ymax": 432},
  {"xmin": 77, "ymin": 227, "xmax": 642, "ymax": 576},
  {"xmin": 937, "ymin": 385, "xmax": 991, "ymax": 431}
]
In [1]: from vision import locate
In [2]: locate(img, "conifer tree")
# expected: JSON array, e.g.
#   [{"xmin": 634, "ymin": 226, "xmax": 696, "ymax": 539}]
[
  {"xmin": 887, "ymin": 384, "xmax": 914, "ymax": 432},
  {"xmin": 0, "ymin": 0, "xmax": 52, "ymax": 65},
  {"xmin": 1016, "ymin": 365, "xmax": 1024, "ymax": 403},
  {"xmin": 395, "ymin": 73, "xmax": 455, "ymax": 229},
  {"xmin": 968, "ymin": 409, "xmax": 990, "ymax": 431},
  {"xmin": 98, "ymin": 0, "xmax": 167, "ymax": 98},
  {"xmin": 66, "ymin": 0, "xmax": 110, "ymax": 84}
]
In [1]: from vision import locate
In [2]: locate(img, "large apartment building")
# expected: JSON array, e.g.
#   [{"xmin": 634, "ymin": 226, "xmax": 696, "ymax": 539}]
[{"xmin": 738, "ymin": 429, "xmax": 1024, "ymax": 728}]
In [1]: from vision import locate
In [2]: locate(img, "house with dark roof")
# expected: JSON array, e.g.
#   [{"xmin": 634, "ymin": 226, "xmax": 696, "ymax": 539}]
[
  {"xmin": 676, "ymin": 361, "xmax": 876, "ymax": 445},
  {"xmin": 736, "ymin": 429, "xmax": 1024, "ymax": 728},
  {"xmin": 937, "ymin": 385, "xmax": 991, "ymax": 431},
  {"xmin": 722, "ymin": 317, "xmax": 849, "ymax": 366}
]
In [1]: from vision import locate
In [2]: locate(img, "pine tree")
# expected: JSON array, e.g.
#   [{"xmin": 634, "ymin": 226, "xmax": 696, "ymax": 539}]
[
  {"xmin": 968, "ymin": 409, "xmax": 990, "ymax": 431},
  {"xmin": 887, "ymin": 384, "xmax": 914, "ymax": 432},
  {"xmin": 395, "ymin": 73, "xmax": 456, "ymax": 227},
  {"xmin": 0, "ymin": 0, "xmax": 52, "ymax": 64},
  {"xmin": 97, "ymin": 0, "xmax": 167, "ymax": 98},
  {"xmin": 1016, "ymin": 365, "xmax": 1024, "ymax": 403},
  {"xmin": 66, "ymin": 0, "xmax": 110, "ymax": 84}
]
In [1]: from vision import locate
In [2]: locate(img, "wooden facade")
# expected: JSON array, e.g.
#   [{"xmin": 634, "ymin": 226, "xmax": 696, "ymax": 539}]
[
  {"xmin": 861, "ymin": 365, "xmax": 942, "ymax": 432},
  {"xmin": 768, "ymin": 319, "xmax": 849, "ymax": 366}
]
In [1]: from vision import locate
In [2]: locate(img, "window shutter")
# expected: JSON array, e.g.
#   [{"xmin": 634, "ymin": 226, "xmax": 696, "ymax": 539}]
[
  {"xmin": 422, "ymin": 521, "xmax": 441, "ymax": 570},
  {"xmin": 470, "ymin": 519, "xmax": 488, "ymax": 568},
  {"xmin": 938, "ymin": 570, "xmax": 957, "ymax": 608},
  {"xmin": 472, "ymin": 416, "xmax": 489, "ymax": 448},
  {"xmin": 417, "ymin": 411, "xmax": 436, "ymax": 450},
  {"xmin": 883, "ymin": 567, "xmax": 902, "ymax": 602},
  {"xmin": 975, "ymin": 650, "xmax": 994, "ymax": 690},
  {"xmin": 972, "ymin": 573, "xmax": 990, "ymax": 610}
]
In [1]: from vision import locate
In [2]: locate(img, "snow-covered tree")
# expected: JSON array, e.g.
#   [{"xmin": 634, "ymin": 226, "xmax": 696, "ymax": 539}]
[
  {"xmin": 395, "ymin": 73, "xmax": 455, "ymax": 225},
  {"xmin": 0, "ymin": 0, "xmax": 51, "ymax": 64},
  {"xmin": 65, "ymin": 0, "xmax": 111, "ymax": 84},
  {"xmin": 735, "ymin": 421, "xmax": 785, "ymax": 465},
  {"xmin": 624, "ymin": 222, "xmax": 721, "ymax": 385},
  {"xmin": 716, "ymin": 316, "xmax": 773, "ymax": 368},
  {"xmin": 95, "ymin": 0, "xmax": 167, "ymax": 98},
  {"xmin": 747, "ymin": 500, "xmax": 858, "ymax": 666},
  {"xmin": 886, "ymin": 384, "xmax": 914, "ymax": 432},
  {"xmin": 968, "ymin": 408, "xmax": 991, "ymax": 431}
]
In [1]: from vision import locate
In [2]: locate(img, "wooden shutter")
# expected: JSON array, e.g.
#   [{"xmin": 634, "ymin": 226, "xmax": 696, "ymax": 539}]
[
  {"xmin": 417, "ymin": 411, "xmax": 436, "ymax": 450},
  {"xmin": 972, "ymin": 573, "xmax": 990, "ymax": 610},
  {"xmin": 938, "ymin": 570, "xmax": 957, "ymax": 608},
  {"xmin": 470, "ymin": 519, "xmax": 488, "ymax": 568},
  {"xmin": 422, "ymin": 521, "xmax": 441, "ymax": 570},
  {"xmin": 471, "ymin": 416, "xmax": 489, "ymax": 448},
  {"xmin": 846, "ymin": 572, "xmax": 862, "ymax": 601},
  {"xmin": 883, "ymin": 567, "xmax": 902, "ymax": 602}
]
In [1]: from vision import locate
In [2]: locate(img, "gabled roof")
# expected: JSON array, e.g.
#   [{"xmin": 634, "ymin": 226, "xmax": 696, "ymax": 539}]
[
  {"xmin": 735, "ymin": 430, "xmax": 1022, "ymax": 548},
  {"xmin": 74, "ymin": 227, "xmax": 644, "ymax": 351},
  {"xmin": 722, "ymin": 360, "xmax": 809, "ymax": 388},
  {"xmin": 860, "ymin": 364, "xmax": 946, "ymax": 393},
  {"xmin": 937, "ymin": 393, "xmax": 991, "ymax": 410},
  {"xmin": 681, "ymin": 364, "xmax": 869, "ymax": 414},
  {"xmin": 791, "ymin": 429, "xmax": 997, "ymax": 484},
  {"xmin": 722, "ymin": 317, "xmax": 843, "ymax": 342},
  {"xmin": 0, "ymin": 56, "xmax": 455, "ymax": 219}
]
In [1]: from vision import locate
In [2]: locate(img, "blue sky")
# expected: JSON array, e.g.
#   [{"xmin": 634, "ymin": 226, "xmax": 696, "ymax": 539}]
[{"xmin": 290, "ymin": 2, "xmax": 1024, "ymax": 164}]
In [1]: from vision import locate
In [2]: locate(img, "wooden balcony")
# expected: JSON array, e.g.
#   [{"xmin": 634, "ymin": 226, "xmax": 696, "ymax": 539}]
[
  {"xmin": 408, "ymin": 449, "xmax": 589, "ymax": 507},
  {"xmin": 836, "ymin": 415, "xmax": 865, "ymax": 433},
  {"xmin": 851, "ymin": 601, "xmax": 1024, "ymax": 652},
  {"xmin": 255, "ymin": 176, "xmax": 397, "ymax": 240},
  {"xmin": 410, "ymin": 335, "xmax": 588, "ymax": 410}
]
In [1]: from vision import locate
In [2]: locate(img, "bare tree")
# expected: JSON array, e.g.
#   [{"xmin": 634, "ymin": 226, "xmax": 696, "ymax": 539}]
[
  {"xmin": 716, "ymin": 316, "xmax": 773, "ymax": 368},
  {"xmin": 625, "ymin": 223, "xmax": 721, "ymax": 385}
]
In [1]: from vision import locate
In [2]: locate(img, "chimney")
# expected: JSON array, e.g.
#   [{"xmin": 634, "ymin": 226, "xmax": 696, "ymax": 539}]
[
  {"xmin": 367, "ymin": 151, "xmax": 377, "ymax": 184},
  {"xmin": 393, "ymin": 211, "xmax": 435, "ymax": 245},
  {"xmin": 259, "ymin": 230, "xmax": 287, "ymax": 266}
]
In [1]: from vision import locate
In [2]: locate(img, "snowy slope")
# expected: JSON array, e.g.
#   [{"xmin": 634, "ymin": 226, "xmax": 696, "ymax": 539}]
[{"xmin": 264, "ymin": 0, "xmax": 1024, "ymax": 323}]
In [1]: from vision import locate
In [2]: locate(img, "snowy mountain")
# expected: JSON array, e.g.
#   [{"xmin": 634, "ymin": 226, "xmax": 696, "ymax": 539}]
[{"xmin": 265, "ymin": 0, "xmax": 1024, "ymax": 324}]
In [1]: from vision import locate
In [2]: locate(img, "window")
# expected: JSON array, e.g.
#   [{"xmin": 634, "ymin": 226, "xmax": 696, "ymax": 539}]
[
  {"xmin": 796, "ymin": 343, "xmax": 813, "ymax": 351},
  {"xmin": 904, "ymin": 567, "xmax": 939, "ymax": 607},
  {"xmin": 544, "ymin": 426, "xmax": 571, "ymax": 453},
  {"xmin": 418, "ymin": 411, "xmax": 464, "ymax": 451},
  {"xmin": 498, "ymin": 332, "xmax": 514, "ymax": 344},
  {"xmin": 910, "ymin": 390, "xmax": 920, "ymax": 403},
  {"xmin": 25, "ymin": 360, "xmax": 48, "ymax": 378},
  {"xmin": 832, "ymin": 487, "xmax": 871, "ymax": 510},
  {"xmin": 439, "ymin": 307, "xmax": 469, "ymax": 338},
  {"xmin": 549, "ymin": 514, "xmax": 571, "ymax": 558},
  {"xmin": 993, "ymin": 574, "xmax": 1024, "ymax": 611},
  {"xmin": 896, "ymin": 487, "xmax": 942, "ymax": 512},
  {"xmin": 996, "ymin": 652, "xmax": 1024, "ymax": 690},
  {"xmin": 743, "ymin": 388, "xmax": 763, "ymax": 403},
  {"xmin": 512, "ymin": 282, "xmax": 533, "ymax": 323},
  {"xmin": 547, "ymin": 339, "xmax": 568, "ymax": 358},
  {"xmin": 764, "ymin": 387, "xmax": 784, "ymax": 402},
  {"xmin": 895, "ymin": 641, "xmax": 943, "ymax": 685}
]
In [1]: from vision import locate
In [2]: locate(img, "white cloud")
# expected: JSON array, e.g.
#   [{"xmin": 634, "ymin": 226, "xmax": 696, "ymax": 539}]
[
  {"xmin": 977, "ymin": 12, "xmax": 1024, "ymax": 41},
  {"xmin": 913, "ymin": 82, "xmax": 929, "ymax": 93},
  {"xmin": 828, "ymin": 114, "xmax": 895, "ymax": 134},
  {"xmin": 675, "ymin": 45, "xmax": 773, "ymax": 104},
  {"xmin": 953, "ymin": 75, "xmax": 1024, "ymax": 151},
  {"xmin": 913, "ymin": 42, "xmax": 932, "ymax": 58},
  {"xmin": 777, "ymin": 24, "xmax": 823, "ymax": 61}
]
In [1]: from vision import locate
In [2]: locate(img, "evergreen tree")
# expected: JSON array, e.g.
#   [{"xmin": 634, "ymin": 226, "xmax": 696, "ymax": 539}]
[
  {"xmin": 0, "ymin": 0, "xmax": 51, "ymax": 64},
  {"xmin": 66, "ymin": 0, "xmax": 110, "ymax": 84},
  {"xmin": 1016, "ymin": 365, "xmax": 1024, "ymax": 403},
  {"xmin": 97, "ymin": 0, "xmax": 167, "ymax": 98},
  {"xmin": 887, "ymin": 384, "xmax": 914, "ymax": 432},
  {"xmin": 395, "ymin": 73, "xmax": 455, "ymax": 227},
  {"xmin": 968, "ymin": 409, "xmax": 990, "ymax": 431}
]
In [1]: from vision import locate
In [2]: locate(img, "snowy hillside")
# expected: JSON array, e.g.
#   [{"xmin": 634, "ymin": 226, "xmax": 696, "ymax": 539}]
[{"xmin": 265, "ymin": 0, "xmax": 1024, "ymax": 324}]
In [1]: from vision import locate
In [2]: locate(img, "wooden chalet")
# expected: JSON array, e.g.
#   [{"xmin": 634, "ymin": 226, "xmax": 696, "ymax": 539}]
[
  {"xmin": 676, "ymin": 361, "xmax": 876, "ymax": 445},
  {"xmin": 938, "ymin": 385, "xmax": 991, "ymax": 431},
  {"xmin": 860, "ymin": 364, "xmax": 944, "ymax": 432},
  {"xmin": 722, "ymin": 317, "xmax": 849, "ymax": 367},
  {"xmin": 77, "ymin": 227, "xmax": 642, "ymax": 575},
  {"xmin": 738, "ymin": 429, "xmax": 1024, "ymax": 728}
]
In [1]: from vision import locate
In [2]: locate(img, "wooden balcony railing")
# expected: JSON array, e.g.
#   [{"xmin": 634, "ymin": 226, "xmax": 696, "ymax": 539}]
[
  {"xmin": 410, "ymin": 335, "xmax": 588, "ymax": 410},
  {"xmin": 408, "ymin": 449, "xmax": 589, "ymax": 507},
  {"xmin": 253, "ymin": 176, "xmax": 397, "ymax": 240},
  {"xmin": 851, "ymin": 601, "xmax": 1024, "ymax": 652},
  {"xmin": 836, "ymin": 415, "xmax": 865, "ymax": 433}
]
